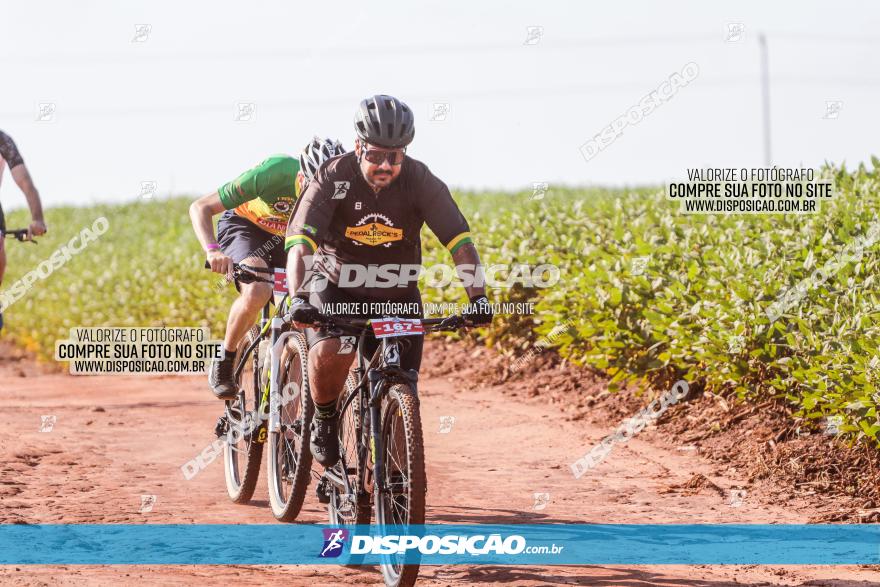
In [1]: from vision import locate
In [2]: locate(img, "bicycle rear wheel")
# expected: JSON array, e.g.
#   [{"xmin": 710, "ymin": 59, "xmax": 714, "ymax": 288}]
[
  {"xmin": 375, "ymin": 383, "xmax": 426, "ymax": 587},
  {"xmin": 223, "ymin": 325, "xmax": 264, "ymax": 503},
  {"xmin": 328, "ymin": 372, "xmax": 372, "ymax": 526},
  {"xmin": 267, "ymin": 331, "xmax": 314, "ymax": 521}
]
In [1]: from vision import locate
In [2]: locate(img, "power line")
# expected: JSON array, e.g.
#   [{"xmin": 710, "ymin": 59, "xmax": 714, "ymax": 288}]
[
  {"xmin": 2, "ymin": 74, "xmax": 877, "ymax": 121},
  {"xmin": 4, "ymin": 33, "xmax": 879, "ymax": 66},
  {"xmin": 759, "ymin": 33, "xmax": 772, "ymax": 166}
]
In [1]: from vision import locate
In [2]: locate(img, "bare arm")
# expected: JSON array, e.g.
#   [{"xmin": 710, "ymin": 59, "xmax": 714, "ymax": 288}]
[
  {"xmin": 286, "ymin": 243, "xmax": 317, "ymax": 328},
  {"xmin": 189, "ymin": 192, "xmax": 232, "ymax": 275},
  {"xmin": 286, "ymin": 243, "xmax": 318, "ymax": 298},
  {"xmin": 189, "ymin": 192, "xmax": 226, "ymax": 249},
  {"xmin": 452, "ymin": 242, "xmax": 487, "ymax": 300},
  {"xmin": 9, "ymin": 164, "xmax": 46, "ymax": 236}
]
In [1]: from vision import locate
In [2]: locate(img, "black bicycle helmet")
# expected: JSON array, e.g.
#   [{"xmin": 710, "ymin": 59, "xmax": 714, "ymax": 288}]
[
  {"xmin": 353, "ymin": 94, "xmax": 415, "ymax": 148},
  {"xmin": 299, "ymin": 136, "xmax": 346, "ymax": 181}
]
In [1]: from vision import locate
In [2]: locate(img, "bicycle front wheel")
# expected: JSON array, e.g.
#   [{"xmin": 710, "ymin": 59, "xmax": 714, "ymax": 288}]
[
  {"xmin": 223, "ymin": 325, "xmax": 264, "ymax": 504},
  {"xmin": 375, "ymin": 383, "xmax": 426, "ymax": 587},
  {"xmin": 328, "ymin": 372, "xmax": 372, "ymax": 526},
  {"xmin": 267, "ymin": 331, "xmax": 314, "ymax": 521}
]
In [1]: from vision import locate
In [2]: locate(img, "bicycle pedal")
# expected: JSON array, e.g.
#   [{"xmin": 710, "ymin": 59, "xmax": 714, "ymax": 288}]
[
  {"xmin": 214, "ymin": 415, "xmax": 229, "ymax": 438},
  {"xmin": 315, "ymin": 477, "xmax": 331, "ymax": 504}
]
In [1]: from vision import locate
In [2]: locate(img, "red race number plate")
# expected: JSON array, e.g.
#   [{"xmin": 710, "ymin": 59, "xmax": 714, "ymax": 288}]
[{"xmin": 371, "ymin": 318, "xmax": 425, "ymax": 338}]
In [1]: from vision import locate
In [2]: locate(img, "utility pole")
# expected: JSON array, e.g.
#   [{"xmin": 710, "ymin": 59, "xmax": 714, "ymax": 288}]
[{"xmin": 759, "ymin": 32, "xmax": 771, "ymax": 166}]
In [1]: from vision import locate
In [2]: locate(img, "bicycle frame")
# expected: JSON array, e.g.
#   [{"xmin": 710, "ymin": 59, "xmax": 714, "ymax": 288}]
[
  {"xmin": 224, "ymin": 263, "xmax": 292, "ymax": 442},
  {"xmin": 329, "ymin": 333, "xmax": 419, "ymax": 502}
]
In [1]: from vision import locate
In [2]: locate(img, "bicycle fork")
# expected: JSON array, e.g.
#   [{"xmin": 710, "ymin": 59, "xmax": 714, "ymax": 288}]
[
  {"xmin": 368, "ymin": 337, "xmax": 404, "ymax": 497},
  {"xmin": 368, "ymin": 368, "xmax": 386, "ymax": 497},
  {"xmin": 268, "ymin": 316, "xmax": 297, "ymax": 434}
]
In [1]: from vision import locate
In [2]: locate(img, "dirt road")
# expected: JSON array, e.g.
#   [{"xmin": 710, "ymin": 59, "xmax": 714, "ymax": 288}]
[{"xmin": 0, "ymin": 341, "xmax": 877, "ymax": 586}]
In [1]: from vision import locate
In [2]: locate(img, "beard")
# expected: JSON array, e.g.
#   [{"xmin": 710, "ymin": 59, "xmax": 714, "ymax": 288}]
[{"xmin": 368, "ymin": 170, "xmax": 394, "ymax": 188}]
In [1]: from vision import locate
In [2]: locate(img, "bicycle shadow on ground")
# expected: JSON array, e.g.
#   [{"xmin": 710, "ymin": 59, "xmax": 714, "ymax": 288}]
[
  {"xmin": 242, "ymin": 499, "xmax": 269, "ymax": 508},
  {"xmin": 428, "ymin": 505, "xmax": 584, "ymax": 525}
]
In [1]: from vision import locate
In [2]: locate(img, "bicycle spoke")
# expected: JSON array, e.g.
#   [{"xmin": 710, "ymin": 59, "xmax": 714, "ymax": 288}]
[
  {"xmin": 384, "ymin": 408, "xmax": 411, "ymax": 525},
  {"xmin": 275, "ymin": 400, "xmax": 302, "ymax": 500},
  {"xmin": 328, "ymin": 376, "xmax": 371, "ymax": 527}
]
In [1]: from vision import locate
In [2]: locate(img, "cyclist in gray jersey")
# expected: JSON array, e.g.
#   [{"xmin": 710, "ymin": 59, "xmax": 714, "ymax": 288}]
[{"xmin": 0, "ymin": 130, "xmax": 47, "ymax": 331}]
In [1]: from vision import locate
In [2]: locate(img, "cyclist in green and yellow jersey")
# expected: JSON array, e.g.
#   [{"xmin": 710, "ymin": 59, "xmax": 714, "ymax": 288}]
[{"xmin": 189, "ymin": 137, "xmax": 345, "ymax": 398}]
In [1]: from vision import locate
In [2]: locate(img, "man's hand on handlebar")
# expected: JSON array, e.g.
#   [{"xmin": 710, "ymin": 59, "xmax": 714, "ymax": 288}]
[
  {"xmin": 462, "ymin": 294, "xmax": 493, "ymax": 326},
  {"xmin": 28, "ymin": 220, "xmax": 47, "ymax": 239},
  {"xmin": 288, "ymin": 296, "xmax": 320, "ymax": 329},
  {"xmin": 206, "ymin": 249, "xmax": 233, "ymax": 278}
]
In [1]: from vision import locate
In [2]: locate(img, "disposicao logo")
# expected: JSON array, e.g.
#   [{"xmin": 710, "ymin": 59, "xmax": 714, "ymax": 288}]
[{"xmin": 319, "ymin": 528, "xmax": 350, "ymax": 558}]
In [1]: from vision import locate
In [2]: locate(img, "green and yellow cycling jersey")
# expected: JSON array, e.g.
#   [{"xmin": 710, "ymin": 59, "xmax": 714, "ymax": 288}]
[{"xmin": 217, "ymin": 155, "xmax": 301, "ymax": 236}]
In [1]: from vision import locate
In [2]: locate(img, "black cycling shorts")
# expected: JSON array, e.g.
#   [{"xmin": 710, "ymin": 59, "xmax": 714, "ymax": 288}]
[
  {"xmin": 306, "ymin": 274, "xmax": 425, "ymax": 372},
  {"xmin": 0, "ymin": 204, "xmax": 5, "ymax": 235},
  {"xmin": 217, "ymin": 210, "xmax": 286, "ymax": 268}
]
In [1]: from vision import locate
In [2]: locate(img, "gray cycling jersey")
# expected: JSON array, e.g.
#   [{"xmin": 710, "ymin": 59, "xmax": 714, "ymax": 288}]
[{"xmin": 0, "ymin": 130, "xmax": 24, "ymax": 169}]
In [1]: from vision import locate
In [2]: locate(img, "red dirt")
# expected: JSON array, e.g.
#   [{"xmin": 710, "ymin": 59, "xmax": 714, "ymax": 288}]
[{"xmin": 1, "ymin": 339, "xmax": 878, "ymax": 586}]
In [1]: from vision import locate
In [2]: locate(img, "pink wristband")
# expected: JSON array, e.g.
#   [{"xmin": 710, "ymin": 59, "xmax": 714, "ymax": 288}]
[{"xmin": 206, "ymin": 243, "xmax": 220, "ymax": 251}]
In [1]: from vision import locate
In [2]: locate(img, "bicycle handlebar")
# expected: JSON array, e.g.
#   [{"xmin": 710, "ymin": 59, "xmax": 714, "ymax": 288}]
[
  {"xmin": 1, "ymin": 229, "xmax": 37, "ymax": 244},
  {"xmin": 303, "ymin": 313, "xmax": 472, "ymax": 333},
  {"xmin": 201, "ymin": 260, "xmax": 474, "ymax": 331}
]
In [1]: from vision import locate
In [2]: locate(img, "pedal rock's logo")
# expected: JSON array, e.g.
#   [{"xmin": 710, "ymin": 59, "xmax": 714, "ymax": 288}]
[
  {"xmin": 345, "ymin": 213, "xmax": 403, "ymax": 247},
  {"xmin": 319, "ymin": 528, "xmax": 350, "ymax": 558},
  {"xmin": 332, "ymin": 181, "xmax": 350, "ymax": 199}
]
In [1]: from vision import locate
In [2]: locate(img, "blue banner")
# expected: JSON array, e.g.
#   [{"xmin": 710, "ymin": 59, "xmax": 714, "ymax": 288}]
[{"xmin": 0, "ymin": 524, "xmax": 877, "ymax": 565}]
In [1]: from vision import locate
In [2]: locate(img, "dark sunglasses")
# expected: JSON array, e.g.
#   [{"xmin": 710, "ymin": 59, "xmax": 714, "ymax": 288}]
[{"xmin": 363, "ymin": 148, "xmax": 405, "ymax": 166}]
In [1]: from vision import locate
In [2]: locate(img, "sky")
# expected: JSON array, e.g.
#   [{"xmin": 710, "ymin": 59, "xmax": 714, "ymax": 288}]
[{"xmin": 1, "ymin": 0, "xmax": 878, "ymax": 208}]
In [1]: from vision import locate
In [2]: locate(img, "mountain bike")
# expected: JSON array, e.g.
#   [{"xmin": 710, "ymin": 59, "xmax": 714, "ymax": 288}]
[
  {"xmin": 309, "ymin": 312, "xmax": 472, "ymax": 587},
  {"xmin": 206, "ymin": 262, "xmax": 314, "ymax": 520}
]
